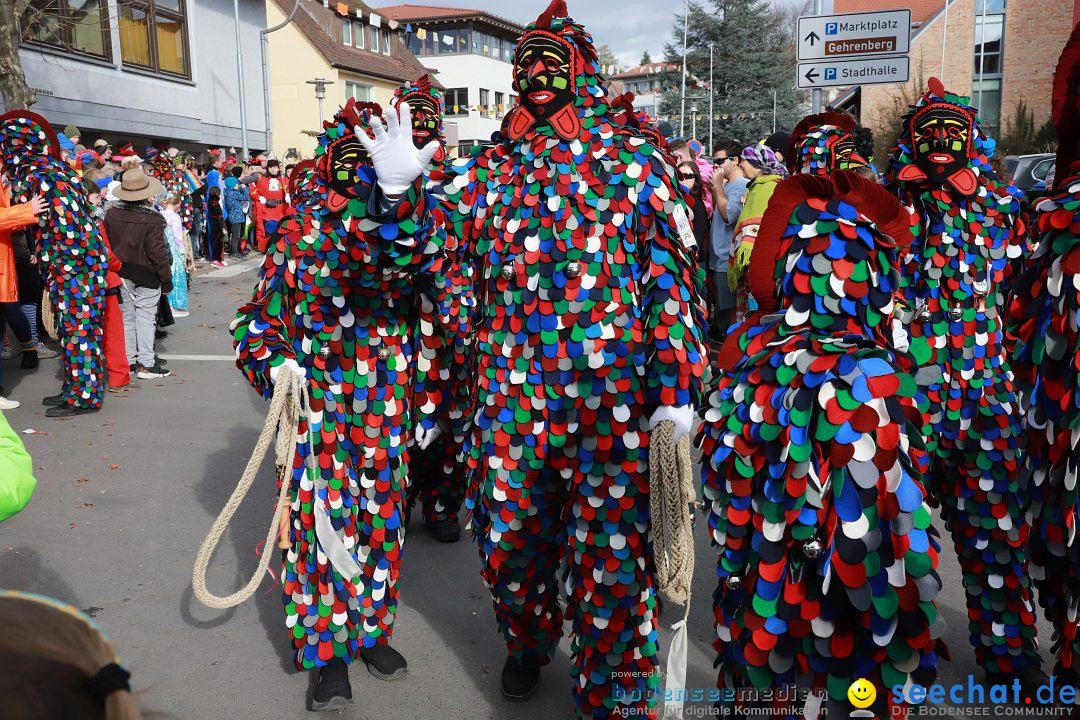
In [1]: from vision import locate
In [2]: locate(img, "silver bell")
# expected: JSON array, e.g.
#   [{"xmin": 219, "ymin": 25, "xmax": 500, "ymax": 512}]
[
  {"xmin": 973, "ymin": 279, "xmax": 989, "ymax": 296},
  {"xmin": 802, "ymin": 538, "xmax": 825, "ymax": 559},
  {"xmin": 725, "ymin": 575, "xmax": 742, "ymax": 591},
  {"xmin": 318, "ymin": 346, "xmax": 331, "ymax": 359},
  {"xmin": 916, "ymin": 306, "xmax": 931, "ymax": 321},
  {"xmin": 566, "ymin": 261, "xmax": 581, "ymax": 278},
  {"xmin": 377, "ymin": 347, "xmax": 391, "ymax": 361},
  {"xmin": 948, "ymin": 306, "xmax": 963, "ymax": 322},
  {"xmin": 500, "ymin": 263, "xmax": 514, "ymax": 280}
]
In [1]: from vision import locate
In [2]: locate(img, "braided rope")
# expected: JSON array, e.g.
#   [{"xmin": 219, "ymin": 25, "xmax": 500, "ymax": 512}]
[
  {"xmin": 192, "ymin": 369, "xmax": 308, "ymax": 609},
  {"xmin": 41, "ymin": 287, "xmax": 57, "ymax": 341},
  {"xmin": 650, "ymin": 420, "xmax": 696, "ymax": 606}
]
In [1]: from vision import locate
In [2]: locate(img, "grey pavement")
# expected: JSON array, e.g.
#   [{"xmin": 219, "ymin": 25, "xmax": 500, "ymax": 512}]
[{"xmin": 0, "ymin": 258, "xmax": 1061, "ymax": 719}]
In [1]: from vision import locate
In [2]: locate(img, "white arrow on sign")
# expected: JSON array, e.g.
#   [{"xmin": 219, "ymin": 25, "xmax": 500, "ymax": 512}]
[
  {"xmin": 797, "ymin": 9, "xmax": 911, "ymax": 61},
  {"xmin": 797, "ymin": 56, "xmax": 910, "ymax": 89}
]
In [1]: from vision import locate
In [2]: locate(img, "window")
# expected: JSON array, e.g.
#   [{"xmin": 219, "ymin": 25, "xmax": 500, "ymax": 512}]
[
  {"xmin": 479, "ymin": 88, "xmax": 490, "ymax": 117},
  {"xmin": 974, "ymin": 13, "xmax": 1004, "ymax": 75},
  {"xmin": 353, "ymin": 20, "xmax": 364, "ymax": 48},
  {"xmin": 370, "ymin": 25, "xmax": 378, "ymax": 53},
  {"xmin": 458, "ymin": 143, "xmax": 476, "ymax": 156},
  {"xmin": 971, "ymin": 78, "xmax": 1002, "ymax": 131},
  {"xmin": 381, "ymin": 28, "xmax": 390, "ymax": 55},
  {"xmin": 21, "ymin": 0, "xmax": 111, "ymax": 59},
  {"xmin": 495, "ymin": 91, "xmax": 505, "ymax": 118},
  {"xmin": 975, "ymin": 0, "xmax": 1006, "ymax": 11},
  {"xmin": 342, "ymin": 16, "xmax": 351, "ymax": 45},
  {"xmin": 445, "ymin": 87, "xmax": 469, "ymax": 116},
  {"xmin": 118, "ymin": 0, "xmax": 188, "ymax": 76},
  {"xmin": 345, "ymin": 81, "xmax": 372, "ymax": 102},
  {"xmin": 1031, "ymin": 158, "xmax": 1054, "ymax": 182}
]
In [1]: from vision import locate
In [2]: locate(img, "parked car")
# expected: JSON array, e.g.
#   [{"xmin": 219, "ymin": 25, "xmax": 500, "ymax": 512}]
[{"xmin": 1005, "ymin": 153, "xmax": 1055, "ymax": 203}]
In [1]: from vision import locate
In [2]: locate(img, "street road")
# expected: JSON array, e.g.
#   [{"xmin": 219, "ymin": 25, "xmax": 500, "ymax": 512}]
[{"xmin": 0, "ymin": 260, "xmax": 1061, "ymax": 718}]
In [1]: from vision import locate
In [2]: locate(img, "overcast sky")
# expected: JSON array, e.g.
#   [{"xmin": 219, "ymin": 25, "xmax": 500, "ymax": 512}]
[{"xmin": 374, "ymin": 0, "xmax": 816, "ymax": 69}]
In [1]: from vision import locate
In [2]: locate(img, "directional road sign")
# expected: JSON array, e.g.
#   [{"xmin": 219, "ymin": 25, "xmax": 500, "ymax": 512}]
[
  {"xmin": 797, "ymin": 56, "xmax": 911, "ymax": 89},
  {"xmin": 797, "ymin": 9, "xmax": 911, "ymax": 61}
]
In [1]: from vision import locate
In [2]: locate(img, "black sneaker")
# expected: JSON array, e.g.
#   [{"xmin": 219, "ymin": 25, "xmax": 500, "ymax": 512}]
[
  {"xmin": 137, "ymin": 363, "xmax": 171, "ymax": 379},
  {"xmin": 358, "ymin": 643, "xmax": 407, "ymax": 681},
  {"xmin": 42, "ymin": 394, "xmax": 65, "ymax": 407},
  {"xmin": 310, "ymin": 659, "xmax": 352, "ymax": 712},
  {"xmin": 426, "ymin": 517, "xmax": 461, "ymax": 543},
  {"xmin": 501, "ymin": 655, "xmax": 541, "ymax": 702},
  {"xmin": 20, "ymin": 350, "xmax": 39, "ymax": 369},
  {"xmin": 45, "ymin": 404, "xmax": 100, "ymax": 418}
]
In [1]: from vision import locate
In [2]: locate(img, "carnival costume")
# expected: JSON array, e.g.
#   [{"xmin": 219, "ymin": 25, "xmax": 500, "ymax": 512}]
[
  {"xmin": 884, "ymin": 78, "xmax": 1038, "ymax": 677},
  {"xmin": 232, "ymin": 98, "xmax": 447, "ymax": 703},
  {"xmin": 426, "ymin": 1, "xmax": 707, "ymax": 714},
  {"xmin": 697, "ymin": 171, "xmax": 942, "ymax": 718},
  {"xmin": 149, "ymin": 150, "xmax": 195, "ymax": 231},
  {"xmin": 1006, "ymin": 23, "xmax": 1080, "ymax": 687},
  {"xmin": 397, "ymin": 75, "xmax": 476, "ymax": 541},
  {"xmin": 788, "ymin": 112, "xmax": 870, "ymax": 176},
  {"xmin": 0, "ymin": 111, "xmax": 107, "ymax": 415}
]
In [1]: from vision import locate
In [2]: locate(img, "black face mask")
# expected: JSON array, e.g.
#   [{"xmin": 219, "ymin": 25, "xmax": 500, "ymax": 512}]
[
  {"xmin": 910, "ymin": 105, "xmax": 973, "ymax": 182},
  {"xmin": 514, "ymin": 32, "xmax": 575, "ymax": 121},
  {"xmin": 407, "ymin": 97, "xmax": 441, "ymax": 150},
  {"xmin": 326, "ymin": 138, "xmax": 367, "ymax": 203}
]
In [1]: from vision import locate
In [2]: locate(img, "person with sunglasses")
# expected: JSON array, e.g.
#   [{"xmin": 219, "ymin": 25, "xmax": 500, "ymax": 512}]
[
  {"xmin": 676, "ymin": 161, "xmax": 710, "ymax": 260},
  {"xmin": 708, "ymin": 140, "xmax": 747, "ymax": 339}
]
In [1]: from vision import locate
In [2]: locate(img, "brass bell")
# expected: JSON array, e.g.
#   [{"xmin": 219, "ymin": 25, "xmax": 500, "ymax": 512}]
[
  {"xmin": 500, "ymin": 263, "xmax": 514, "ymax": 280},
  {"xmin": 948, "ymin": 306, "xmax": 963, "ymax": 322},
  {"xmin": 566, "ymin": 261, "xmax": 581, "ymax": 278},
  {"xmin": 725, "ymin": 575, "xmax": 742, "ymax": 591},
  {"xmin": 377, "ymin": 347, "xmax": 391, "ymax": 361},
  {"xmin": 802, "ymin": 538, "xmax": 825, "ymax": 559},
  {"xmin": 318, "ymin": 346, "xmax": 331, "ymax": 358}
]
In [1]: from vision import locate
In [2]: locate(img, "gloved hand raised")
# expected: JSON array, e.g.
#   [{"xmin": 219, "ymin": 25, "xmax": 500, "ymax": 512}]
[{"xmin": 354, "ymin": 102, "xmax": 440, "ymax": 197}]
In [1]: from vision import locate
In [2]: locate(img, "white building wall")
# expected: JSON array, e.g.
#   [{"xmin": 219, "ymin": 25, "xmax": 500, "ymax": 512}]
[{"xmin": 416, "ymin": 53, "xmax": 516, "ymax": 147}]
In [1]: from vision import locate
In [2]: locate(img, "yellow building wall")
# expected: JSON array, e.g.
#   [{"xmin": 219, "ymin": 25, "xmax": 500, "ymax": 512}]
[{"xmin": 265, "ymin": 1, "xmax": 399, "ymax": 161}]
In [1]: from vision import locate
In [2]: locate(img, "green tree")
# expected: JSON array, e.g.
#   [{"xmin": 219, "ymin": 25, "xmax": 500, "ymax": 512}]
[
  {"xmin": 659, "ymin": 0, "xmax": 802, "ymax": 148},
  {"xmin": 597, "ymin": 44, "xmax": 621, "ymax": 75},
  {"xmin": 999, "ymin": 98, "xmax": 1056, "ymax": 157},
  {"xmin": 0, "ymin": 0, "xmax": 36, "ymax": 109},
  {"xmin": 640, "ymin": 50, "xmax": 652, "ymax": 66}
]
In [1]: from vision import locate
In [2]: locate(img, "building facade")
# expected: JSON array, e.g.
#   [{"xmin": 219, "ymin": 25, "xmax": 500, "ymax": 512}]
[
  {"xmin": 9, "ymin": 0, "xmax": 269, "ymax": 152},
  {"xmin": 608, "ymin": 63, "xmax": 680, "ymax": 122},
  {"xmin": 833, "ymin": 0, "xmax": 1079, "ymax": 149},
  {"xmin": 266, "ymin": 0, "xmax": 436, "ymax": 161},
  {"xmin": 379, "ymin": 4, "xmax": 525, "ymax": 154}
]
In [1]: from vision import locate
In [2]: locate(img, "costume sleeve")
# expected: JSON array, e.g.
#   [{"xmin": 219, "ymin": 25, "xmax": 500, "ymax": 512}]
[
  {"xmin": 232, "ymin": 221, "xmax": 298, "ymax": 399},
  {"xmin": 0, "ymin": 203, "xmax": 36, "ymax": 233},
  {"xmin": 0, "ymin": 411, "xmax": 36, "ymax": 523},
  {"xmin": 636, "ymin": 153, "xmax": 709, "ymax": 410},
  {"xmin": 426, "ymin": 152, "xmax": 483, "ymax": 261}
]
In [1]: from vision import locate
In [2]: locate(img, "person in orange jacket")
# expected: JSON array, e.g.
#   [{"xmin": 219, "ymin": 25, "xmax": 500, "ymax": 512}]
[{"xmin": 0, "ymin": 181, "xmax": 46, "ymax": 410}]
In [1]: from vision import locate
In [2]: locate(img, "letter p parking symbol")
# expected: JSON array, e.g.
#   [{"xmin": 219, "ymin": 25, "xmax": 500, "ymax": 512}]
[{"xmin": 825, "ymin": 22, "xmax": 838, "ymax": 35}]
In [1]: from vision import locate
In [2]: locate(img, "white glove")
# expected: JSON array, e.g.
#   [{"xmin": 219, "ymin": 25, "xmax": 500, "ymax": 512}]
[
  {"xmin": 649, "ymin": 404, "xmax": 694, "ymax": 443},
  {"xmin": 354, "ymin": 102, "xmax": 440, "ymax": 196},
  {"xmin": 415, "ymin": 423, "xmax": 442, "ymax": 450},
  {"xmin": 891, "ymin": 316, "xmax": 910, "ymax": 352},
  {"xmin": 269, "ymin": 358, "xmax": 306, "ymax": 385}
]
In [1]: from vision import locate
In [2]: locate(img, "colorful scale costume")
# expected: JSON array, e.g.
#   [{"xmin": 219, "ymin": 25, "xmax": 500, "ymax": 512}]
[
  {"xmin": 789, "ymin": 112, "xmax": 869, "ymax": 176},
  {"xmin": 148, "ymin": 151, "xmax": 195, "ymax": 231},
  {"xmin": 232, "ymin": 98, "xmax": 448, "ymax": 669},
  {"xmin": 698, "ymin": 172, "xmax": 942, "ymax": 717},
  {"xmin": 397, "ymin": 76, "xmax": 477, "ymax": 529},
  {"xmin": 1007, "ymin": 23, "xmax": 1080, "ymax": 685},
  {"xmin": 426, "ymin": 1, "xmax": 707, "ymax": 715},
  {"xmin": 0, "ymin": 111, "xmax": 107, "ymax": 411},
  {"xmin": 884, "ymin": 78, "xmax": 1037, "ymax": 674}
]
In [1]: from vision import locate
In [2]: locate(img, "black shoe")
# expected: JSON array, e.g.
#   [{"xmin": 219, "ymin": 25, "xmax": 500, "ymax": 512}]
[
  {"xmin": 20, "ymin": 350, "xmax": 39, "ymax": 369},
  {"xmin": 45, "ymin": 404, "xmax": 99, "ymax": 418},
  {"xmin": 501, "ymin": 655, "xmax": 540, "ymax": 701},
  {"xmin": 985, "ymin": 664, "xmax": 1051, "ymax": 699},
  {"xmin": 426, "ymin": 517, "xmax": 461, "ymax": 543},
  {"xmin": 358, "ymin": 644, "xmax": 407, "ymax": 681},
  {"xmin": 310, "ymin": 659, "xmax": 352, "ymax": 712},
  {"xmin": 129, "ymin": 363, "xmax": 137, "ymax": 373},
  {"xmin": 137, "ymin": 363, "xmax": 171, "ymax": 379},
  {"xmin": 42, "ymin": 394, "xmax": 64, "ymax": 407}
]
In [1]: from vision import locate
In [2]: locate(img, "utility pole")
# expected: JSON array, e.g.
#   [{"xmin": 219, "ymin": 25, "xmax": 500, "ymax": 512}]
[
  {"xmin": 940, "ymin": 0, "xmax": 950, "ymax": 78},
  {"xmin": 233, "ymin": 0, "xmax": 249, "ymax": 159},
  {"xmin": 811, "ymin": 0, "xmax": 822, "ymax": 113},
  {"xmin": 708, "ymin": 42, "xmax": 714, "ymax": 150},
  {"xmin": 680, "ymin": 0, "xmax": 688, "ymax": 136},
  {"xmin": 261, "ymin": 0, "xmax": 302, "ymax": 157}
]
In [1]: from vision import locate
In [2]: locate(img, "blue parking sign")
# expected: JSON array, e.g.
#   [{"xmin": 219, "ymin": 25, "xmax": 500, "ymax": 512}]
[
  {"xmin": 825, "ymin": 22, "xmax": 837, "ymax": 35},
  {"xmin": 824, "ymin": 67, "xmax": 836, "ymax": 81}
]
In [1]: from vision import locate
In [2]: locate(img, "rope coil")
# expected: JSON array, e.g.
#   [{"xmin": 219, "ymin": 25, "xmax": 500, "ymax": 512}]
[
  {"xmin": 192, "ymin": 369, "xmax": 307, "ymax": 610},
  {"xmin": 650, "ymin": 420, "xmax": 696, "ymax": 606}
]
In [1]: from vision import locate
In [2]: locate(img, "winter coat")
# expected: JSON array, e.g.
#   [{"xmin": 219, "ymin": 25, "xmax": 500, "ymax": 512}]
[{"xmin": 104, "ymin": 202, "xmax": 173, "ymax": 291}]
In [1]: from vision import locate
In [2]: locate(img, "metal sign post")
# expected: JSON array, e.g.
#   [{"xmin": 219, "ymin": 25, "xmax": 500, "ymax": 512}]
[{"xmin": 798, "ymin": 8, "xmax": 912, "ymax": 97}]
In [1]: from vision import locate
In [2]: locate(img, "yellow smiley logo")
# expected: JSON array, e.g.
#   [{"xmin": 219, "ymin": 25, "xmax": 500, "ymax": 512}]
[{"xmin": 847, "ymin": 678, "xmax": 876, "ymax": 709}]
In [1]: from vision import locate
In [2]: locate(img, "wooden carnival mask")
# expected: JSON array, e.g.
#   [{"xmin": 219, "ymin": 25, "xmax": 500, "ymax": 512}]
[{"xmin": 507, "ymin": 29, "xmax": 580, "ymax": 140}]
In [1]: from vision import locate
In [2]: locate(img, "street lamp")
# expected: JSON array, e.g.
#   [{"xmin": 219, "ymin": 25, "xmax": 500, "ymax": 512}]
[
  {"xmin": 307, "ymin": 78, "xmax": 335, "ymax": 126},
  {"xmin": 690, "ymin": 98, "xmax": 700, "ymax": 140}
]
